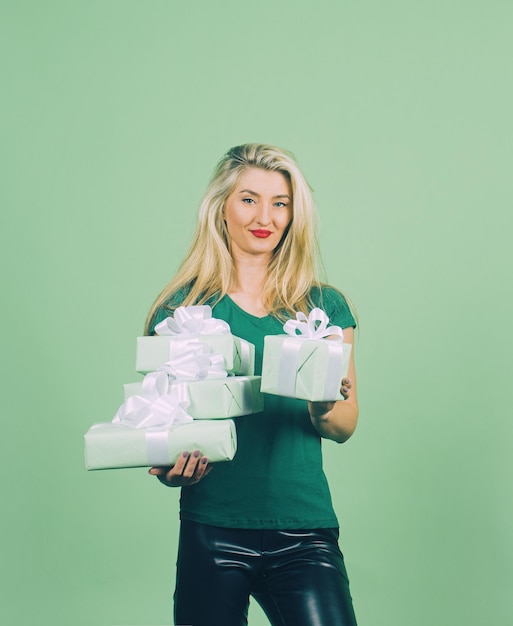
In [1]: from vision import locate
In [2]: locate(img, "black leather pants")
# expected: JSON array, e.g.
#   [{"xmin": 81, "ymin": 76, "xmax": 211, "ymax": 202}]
[{"xmin": 174, "ymin": 520, "xmax": 358, "ymax": 626}]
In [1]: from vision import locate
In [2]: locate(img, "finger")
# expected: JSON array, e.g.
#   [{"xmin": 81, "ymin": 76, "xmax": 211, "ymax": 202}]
[
  {"xmin": 149, "ymin": 467, "xmax": 164, "ymax": 476},
  {"xmin": 182, "ymin": 450, "xmax": 202, "ymax": 478},
  {"xmin": 158, "ymin": 451, "xmax": 191, "ymax": 483},
  {"xmin": 165, "ymin": 451, "xmax": 189, "ymax": 476},
  {"xmin": 340, "ymin": 377, "xmax": 352, "ymax": 398},
  {"xmin": 193, "ymin": 457, "xmax": 210, "ymax": 481}
]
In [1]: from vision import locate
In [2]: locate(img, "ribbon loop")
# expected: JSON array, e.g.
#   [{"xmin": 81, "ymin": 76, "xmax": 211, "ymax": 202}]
[
  {"xmin": 155, "ymin": 305, "xmax": 230, "ymax": 336},
  {"xmin": 283, "ymin": 307, "xmax": 343, "ymax": 341},
  {"xmin": 113, "ymin": 344, "xmax": 228, "ymax": 430},
  {"xmin": 113, "ymin": 372, "xmax": 193, "ymax": 430},
  {"xmin": 158, "ymin": 343, "xmax": 227, "ymax": 381}
]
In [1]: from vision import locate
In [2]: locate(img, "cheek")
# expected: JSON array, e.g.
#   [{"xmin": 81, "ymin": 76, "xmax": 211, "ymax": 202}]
[
  {"xmin": 223, "ymin": 208, "xmax": 245, "ymax": 233},
  {"xmin": 280, "ymin": 210, "xmax": 293, "ymax": 230}
]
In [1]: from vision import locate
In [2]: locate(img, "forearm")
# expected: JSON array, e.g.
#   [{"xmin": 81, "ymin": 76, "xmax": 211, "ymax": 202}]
[
  {"xmin": 308, "ymin": 326, "xmax": 359, "ymax": 443},
  {"xmin": 308, "ymin": 399, "xmax": 359, "ymax": 443}
]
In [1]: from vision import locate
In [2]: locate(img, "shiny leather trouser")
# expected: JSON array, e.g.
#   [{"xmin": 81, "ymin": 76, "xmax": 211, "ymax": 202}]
[{"xmin": 174, "ymin": 520, "xmax": 358, "ymax": 626}]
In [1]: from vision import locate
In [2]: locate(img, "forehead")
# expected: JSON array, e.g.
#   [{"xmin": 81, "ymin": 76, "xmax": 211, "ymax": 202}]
[{"xmin": 232, "ymin": 167, "xmax": 291, "ymax": 196}]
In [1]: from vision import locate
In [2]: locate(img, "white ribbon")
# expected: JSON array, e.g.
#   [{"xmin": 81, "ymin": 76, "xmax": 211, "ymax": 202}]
[
  {"xmin": 113, "ymin": 346, "xmax": 227, "ymax": 429},
  {"xmin": 155, "ymin": 305, "xmax": 230, "ymax": 336},
  {"xmin": 112, "ymin": 344, "xmax": 229, "ymax": 465},
  {"xmin": 234, "ymin": 338, "xmax": 252, "ymax": 376},
  {"xmin": 283, "ymin": 308, "xmax": 343, "ymax": 341},
  {"xmin": 144, "ymin": 430, "xmax": 173, "ymax": 466},
  {"xmin": 158, "ymin": 343, "xmax": 227, "ymax": 381},
  {"xmin": 278, "ymin": 309, "xmax": 344, "ymax": 399},
  {"xmin": 88, "ymin": 421, "xmax": 177, "ymax": 467},
  {"xmin": 113, "ymin": 376, "xmax": 192, "ymax": 429},
  {"xmin": 111, "ymin": 374, "xmax": 192, "ymax": 467}
]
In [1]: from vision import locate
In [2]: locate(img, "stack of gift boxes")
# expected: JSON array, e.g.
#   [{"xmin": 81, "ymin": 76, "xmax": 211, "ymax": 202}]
[
  {"xmin": 84, "ymin": 306, "xmax": 261, "ymax": 470},
  {"xmin": 84, "ymin": 306, "xmax": 351, "ymax": 471}
]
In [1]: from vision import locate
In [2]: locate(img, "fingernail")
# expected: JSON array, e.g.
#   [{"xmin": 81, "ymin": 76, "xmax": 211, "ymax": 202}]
[
  {"xmin": 201, "ymin": 457, "xmax": 208, "ymax": 464},
  {"xmin": 193, "ymin": 450, "xmax": 200, "ymax": 458},
  {"xmin": 182, "ymin": 451, "xmax": 189, "ymax": 458}
]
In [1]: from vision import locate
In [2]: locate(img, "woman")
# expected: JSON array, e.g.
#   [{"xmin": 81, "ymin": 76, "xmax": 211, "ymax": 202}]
[{"xmin": 146, "ymin": 144, "xmax": 359, "ymax": 626}]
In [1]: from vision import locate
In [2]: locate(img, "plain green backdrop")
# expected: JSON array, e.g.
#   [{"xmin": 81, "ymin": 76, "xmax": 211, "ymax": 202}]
[{"xmin": 2, "ymin": 1, "xmax": 511, "ymax": 625}]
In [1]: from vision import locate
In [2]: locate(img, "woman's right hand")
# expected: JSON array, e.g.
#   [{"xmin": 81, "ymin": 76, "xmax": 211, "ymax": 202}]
[{"xmin": 149, "ymin": 450, "xmax": 213, "ymax": 487}]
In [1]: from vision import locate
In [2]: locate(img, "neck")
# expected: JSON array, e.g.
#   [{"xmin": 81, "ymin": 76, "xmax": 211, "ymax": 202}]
[
  {"xmin": 227, "ymin": 251, "xmax": 271, "ymax": 318},
  {"xmin": 230, "ymin": 253, "xmax": 269, "ymax": 295}
]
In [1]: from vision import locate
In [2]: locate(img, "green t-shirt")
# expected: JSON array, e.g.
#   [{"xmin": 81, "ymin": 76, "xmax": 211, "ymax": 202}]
[{"xmin": 151, "ymin": 286, "xmax": 356, "ymax": 529}]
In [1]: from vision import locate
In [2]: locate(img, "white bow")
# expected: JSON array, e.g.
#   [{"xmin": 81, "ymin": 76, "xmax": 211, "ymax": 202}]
[
  {"xmin": 158, "ymin": 343, "xmax": 227, "ymax": 381},
  {"xmin": 155, "ymin": 305, "xmax": 230, "ymax": 336},
  {"xmin": 112, "ymin": 377, "xmax": 192, "ymax": 429},
  {"xmin": 283, "ymin": 308, "xmax": 343, "ymax": 341}
]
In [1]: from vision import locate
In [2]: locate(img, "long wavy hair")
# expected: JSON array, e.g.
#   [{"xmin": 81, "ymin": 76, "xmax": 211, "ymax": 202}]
[{"xmin": 144, "ymin": 143, "xmax": 325, "ymax": 334}]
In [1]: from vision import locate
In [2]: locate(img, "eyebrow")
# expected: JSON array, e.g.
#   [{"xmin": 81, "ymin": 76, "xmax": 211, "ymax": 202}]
[{"xmin": 238, "ymin": 189, "xmax": 291, "ymax": 200}]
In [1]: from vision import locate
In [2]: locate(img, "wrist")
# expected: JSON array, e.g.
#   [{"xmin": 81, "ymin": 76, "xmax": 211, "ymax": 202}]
[{"xmin": 308, "ymin": 401, "xmax": 334, "ymax": 421}]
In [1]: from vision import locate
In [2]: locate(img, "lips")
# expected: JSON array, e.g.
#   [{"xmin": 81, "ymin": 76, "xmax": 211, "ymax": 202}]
[{"xmin": 250, "ymin": 229, "xmax": 272, "ymax": 238}]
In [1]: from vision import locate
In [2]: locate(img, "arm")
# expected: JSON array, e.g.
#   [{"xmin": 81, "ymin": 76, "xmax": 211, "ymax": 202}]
[{"xmin": 307, "ymin": 327, "xmax": 359, "ymax": 443}]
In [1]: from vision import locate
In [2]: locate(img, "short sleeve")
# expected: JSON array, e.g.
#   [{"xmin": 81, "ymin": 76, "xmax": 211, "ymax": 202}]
[
  {"xmin": 149, "ymin": 306, "xmax": 170, "ymax": 334},
  {"xmin": 311, "ymin": 286, "xmax": 356, "ymax": 330}
]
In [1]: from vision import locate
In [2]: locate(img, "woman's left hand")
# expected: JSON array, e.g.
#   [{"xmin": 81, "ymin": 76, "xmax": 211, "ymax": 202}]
[
  {"xmin": 340, "ymin": 377, "xmax": 352, "ymax": 400},
  {"xmin": 308, "ymin": 377, "xmax": 352, "ymax": 418},
  {"xmin": 307, "ymin": 326, "xmax": 358, "ymax": 443}
]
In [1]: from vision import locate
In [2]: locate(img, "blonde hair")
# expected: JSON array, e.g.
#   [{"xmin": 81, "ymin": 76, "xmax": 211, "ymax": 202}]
[{"xmin": 144, "ymin": 143, "xmax": 324, "ymax": 334}]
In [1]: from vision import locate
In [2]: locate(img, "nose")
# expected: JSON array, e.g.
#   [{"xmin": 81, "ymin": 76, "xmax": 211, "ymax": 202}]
[{"xmin": 255, "ymin": 202, "xmax": 271, "ymax": 226}]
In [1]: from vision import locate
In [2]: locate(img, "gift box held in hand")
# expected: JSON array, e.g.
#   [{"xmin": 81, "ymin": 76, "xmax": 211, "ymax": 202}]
[
  {"xmin": 124, "ymin": 375, "xmax": 264, "ymax": 420},
  {"xmin": 129, "ymin": 341, "xmax": 262, "ymax": 419},
  {"xmin": 260, "ymin": 308, "xmax": 352, "ymax": 402},
  {"xmin": 136, "ymin": 305, "xmax": 255, "ymax": 375},
  {"xmin": 84, "ymin": 419, "xmax": 237, "ymax": 470},
  {"xmin": 84, "ymin": 340, "xmax": 240, "ymax": 470}
]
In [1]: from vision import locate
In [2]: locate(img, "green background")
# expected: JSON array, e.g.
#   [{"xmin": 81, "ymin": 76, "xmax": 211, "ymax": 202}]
[{"xmin": 2, "ymin": 1, "xmax": 511, "ymax": 625}]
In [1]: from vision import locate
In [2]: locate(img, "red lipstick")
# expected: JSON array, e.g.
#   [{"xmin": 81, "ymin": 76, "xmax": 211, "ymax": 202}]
[{"xmin": 250, "ymin": 229, "xmax": 272, "ymax": 238}]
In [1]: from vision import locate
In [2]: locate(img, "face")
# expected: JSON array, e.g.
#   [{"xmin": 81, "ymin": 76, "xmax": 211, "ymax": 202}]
[{"xmin": 223, "ymin": 167, "xmax": 292, "ymax": 261}]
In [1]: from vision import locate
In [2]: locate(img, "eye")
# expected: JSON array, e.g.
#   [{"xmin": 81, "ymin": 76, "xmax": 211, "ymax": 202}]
[
  {"xmin": 275, "ymin": 201, "xmax": 288, "ymax": 208},
  {"xmin": 242, "ymin": 198, "xmax": 255, "ymax": 204}
]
